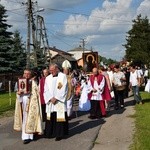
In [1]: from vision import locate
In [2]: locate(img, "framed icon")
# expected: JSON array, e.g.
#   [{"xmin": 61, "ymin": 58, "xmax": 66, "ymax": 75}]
[
  {"xmin": 82, "ymin": 52, "xmax": 98, "ymax": 72},
  {"xmin": 18, "ymin": 78, "xmax": 29, "ymax": 94}
]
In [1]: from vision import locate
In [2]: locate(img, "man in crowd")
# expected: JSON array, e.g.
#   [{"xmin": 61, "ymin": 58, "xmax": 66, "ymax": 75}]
[
  {"xmin": 39, "ymin": 68, "xmax": 49, "ymax": 125},
  {"xmin": 113, "ymin": 65, "xmax": 126, "ymax": 109},
  {"xmin": 129, "ymin": 65, "xmax": 143, "ymax": 104},
  {"xmin": 44, "ymin": 64, "xmax": 69, "ymax": 141}
]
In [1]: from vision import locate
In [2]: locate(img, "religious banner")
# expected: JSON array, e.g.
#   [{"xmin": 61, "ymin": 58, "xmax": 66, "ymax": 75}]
[
  {"xmin": 82, "ymin": 52, "xmax": 98, "ymax": 72},
  {"xmin": 18, "ymin": 78, "xmax": 29, "ymax": 94}
]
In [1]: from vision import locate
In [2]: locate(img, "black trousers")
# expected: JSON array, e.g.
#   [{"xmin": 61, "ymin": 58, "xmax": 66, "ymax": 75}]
[
  {"xmin": 41, "ymin": 104, "xmax": 46, "ymax": 122},
  {"xmin": 45, "ymin": 112, "xmax": 69, "ymax": 138},
  {"xmin": 90, "ymin": 100, "xmax": 102, "ymax": 118},
  {"xmin": 114, "ymin": 89, "xmax": 124, "ymax": 107}
]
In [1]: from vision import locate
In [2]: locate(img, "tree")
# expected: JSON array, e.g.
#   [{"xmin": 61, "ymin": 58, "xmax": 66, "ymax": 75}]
[
  {"xmin": 30, "ymin": 46, "xmax": 47, "ymax": 70},
  {"xmin": 0, "ymin": 4, "xmax": 14, "ymax": 73},
  {"xmin": 11, "ymin": 30, "xmax": 26, "ymax": 72},
  {"xmin": 98, "ymin": 55, "xmax": 117, "ymax": 66},
  {"xmin": 124, "ymin": 14, "xmax": 150, "ymax": 65},
  {"xmin": 36, "ymin": 47, "xmax": 47, "ymax": 70}
]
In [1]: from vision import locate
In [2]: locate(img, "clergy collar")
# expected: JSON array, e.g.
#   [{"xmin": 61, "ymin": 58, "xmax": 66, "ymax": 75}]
[{"xmin": 53, "ymin": 73, "xmax": 58, "ymax": 77}]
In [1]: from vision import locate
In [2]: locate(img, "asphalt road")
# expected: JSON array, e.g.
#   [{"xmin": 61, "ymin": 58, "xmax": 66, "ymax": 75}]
[{"xmin": 0, "ymin": 111, "xmax": 105, "ymax": 150}]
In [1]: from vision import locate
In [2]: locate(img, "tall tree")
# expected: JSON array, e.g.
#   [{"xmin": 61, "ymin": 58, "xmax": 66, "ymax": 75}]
[
  {"xmin": 11, "ymin": 30, "xmax": 26, "ymax": 72},
  {"xmin": 0, "ymin": 4, "xmax": 14, "ymax": 73},
  {"xmin": 36, "ymin": 47, "xmax": 47, "ymax": 70},
  {"xmin": 98, "ymin": 55, "xmax": 117, "ymax": 66},
  {"xmin": 124, "ymin": 14, "xmax": 150, "ymax": 65}
]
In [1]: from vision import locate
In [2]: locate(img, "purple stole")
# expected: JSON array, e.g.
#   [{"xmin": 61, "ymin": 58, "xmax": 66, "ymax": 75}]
[{"xmin": 88, "ymin": 74, "xmax": 104, "ymax": 100}]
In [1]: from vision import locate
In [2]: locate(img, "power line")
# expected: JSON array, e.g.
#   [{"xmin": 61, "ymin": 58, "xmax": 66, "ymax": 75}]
[
  {"xmin": 7, "ymin": 10, "xmax": 25, "ymax": 16},
  {"xmin": 48, "ymin": 30, "xmax": 73, "ymax": 48},
  {"xmin": 45, "ymin": 22, "xmax": 132, "ymax": 26},
  {"xmin": 7, "ymin": 7, "xmax": 26, "ymax": 11},
  {"xmin": 46, "ymin": 7, "xmax": 132, "ymax": 23},
  {"xmin": 5, "ymin": 0, "xmax": 23, "ymax": 4},
  {"xmin": 8, "ymin": 19, "xmax": 25, "ymax": 22}
]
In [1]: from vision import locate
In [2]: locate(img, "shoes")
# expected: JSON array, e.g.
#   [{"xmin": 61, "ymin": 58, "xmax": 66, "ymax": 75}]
[
  {"xmin": 101, "ymin": 115, "xmax": 107, "ymax": 118},
  {"xmin": 55, "ymin": 137, "xmax": 62, "ymax": 141},
  {"xmin": 139, "ymin": 101, "xmax": 144, "ymax": 105},
  {"xmin": 88, "ymin": 115, "xmax": 97, "ymax": 119},
  {"xmin": 133, "ymin": 100, "xmax": 136, "ymax": 105},
  {"xmin": 121, "ymin": 105, "xmax": 124, "ymax": 108},
  {"xmin": 23, "ymin": 139, "xmax": 31, "ymax": 144},
  {"xmin": 68, "ymin": 117, "xmax": 72, "ymax": 121},
  {"xmin": 115, "ymin": 107, "xmax": 119, "ymax": 110}
]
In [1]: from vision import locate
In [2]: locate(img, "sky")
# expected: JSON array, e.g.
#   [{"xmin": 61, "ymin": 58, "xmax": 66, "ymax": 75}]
[{"xmin": 1, "ymin": 0, "xmax": 150, "ymax": 61}]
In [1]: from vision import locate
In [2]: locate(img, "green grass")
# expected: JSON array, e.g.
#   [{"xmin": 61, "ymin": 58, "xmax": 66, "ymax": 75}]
[
  {"xmin": 131, "ymin": 92, "xmax": 150, "ymax": 150},
  {"xmin": 0, "ymin": 92, "xmax": 16, "ymax": 116}
]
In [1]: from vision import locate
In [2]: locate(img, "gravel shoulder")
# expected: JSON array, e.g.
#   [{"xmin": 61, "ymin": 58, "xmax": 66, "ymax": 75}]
[{"xmin": 92, "ymin": 96, "xmax": 135, "ymax": 150}]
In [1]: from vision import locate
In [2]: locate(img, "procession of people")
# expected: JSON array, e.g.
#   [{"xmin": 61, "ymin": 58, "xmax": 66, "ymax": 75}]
[{"xmin": 13, "ymin": 61, "xmax": 146, "ymax": 144}]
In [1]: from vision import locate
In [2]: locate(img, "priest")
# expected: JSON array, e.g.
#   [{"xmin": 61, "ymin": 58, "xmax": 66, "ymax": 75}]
[
  {"xmin": 88, "ymin": 67, "xmax": 105, "ymax": 119},
  {"xmin": 14, "ymin": 69, "xmax": 43, "ymax": 144},
  {"xmin": 44, "ymin": 63, "xmax": 69, "ymax": 141}
]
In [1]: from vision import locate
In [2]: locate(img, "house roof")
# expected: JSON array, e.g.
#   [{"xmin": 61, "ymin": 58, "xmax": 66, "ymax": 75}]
[
  {"xmin": 49, "ymin": 46, "xmax": 72, "ymax": 56},
  {"xmin": 51, "ymin": 53, "xmax": 76, "ymax": 61},
  {"xmin": 67, "ymin": 46, "xmax": 91, "ymax": 52}
]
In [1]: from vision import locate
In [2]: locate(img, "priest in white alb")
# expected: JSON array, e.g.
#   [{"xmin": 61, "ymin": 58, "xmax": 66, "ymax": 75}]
[{"xmin": 44, "ymin": 63, "xmax": 68, "ymax": 141}]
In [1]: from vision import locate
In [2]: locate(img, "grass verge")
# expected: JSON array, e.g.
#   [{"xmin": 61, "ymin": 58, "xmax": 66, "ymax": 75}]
[
  {"xmin": 130, "ymin": 91, "xmax": 150, "ymax": 149},
  {"xmin": 0, "ymin": 92, "xmax": 16, "ymax": 117}
]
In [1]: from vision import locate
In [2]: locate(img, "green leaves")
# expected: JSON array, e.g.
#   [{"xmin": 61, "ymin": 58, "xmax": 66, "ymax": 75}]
[
  {"xmin": 124, "ymin": 14, "xmax": 150, "ymax": 65},
  {"xmin": 0, "ymin": 4, "xmax": 13, "ymax": 73}
]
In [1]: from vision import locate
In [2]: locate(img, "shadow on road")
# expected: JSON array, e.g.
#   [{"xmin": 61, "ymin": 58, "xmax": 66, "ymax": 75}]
[
  {"xmin": 68, "ymin": 116, "xmax": 105, "ymax": 138},
  {"xmin": 105, "ymin": 97, "xmax": 135, "ymax": 118}
]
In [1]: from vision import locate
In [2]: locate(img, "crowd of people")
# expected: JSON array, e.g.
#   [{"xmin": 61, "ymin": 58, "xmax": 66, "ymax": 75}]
[{"xmin": 13, "ymin": 62, "xmax": 148, "ymax": 144}]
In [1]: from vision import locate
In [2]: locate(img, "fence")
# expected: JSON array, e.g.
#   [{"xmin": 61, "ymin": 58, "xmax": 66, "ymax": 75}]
[{"xmin": 0, "ymin": 73, "xmax": 22, "ymax": 92}]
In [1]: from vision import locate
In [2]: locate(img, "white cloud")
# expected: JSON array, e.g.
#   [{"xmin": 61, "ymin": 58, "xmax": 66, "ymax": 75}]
[
  {"xmin": 136, "ymin": 0, "xmax": 150, "ymax": 18},
  {"xmin": 1, "ymin": 0, "xmax": 26, "ymax": 32},
  {"xmin": 1, "ymin": 0, "xmax": 87, "ymax": 31},
  {"xmin": 63, "ymin": 0, "xmax": 133, "ymax": 35},
  {"xmin": 1, "ymin": 0, "xmax": 150, "ymax": 61},
  {"xmin": 62, "ymin": 0, "xmax": 150, "ymax": 60}
]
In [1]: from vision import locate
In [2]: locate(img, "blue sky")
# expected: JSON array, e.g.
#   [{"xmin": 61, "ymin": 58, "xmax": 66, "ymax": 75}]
[{"xmin": 1, "ymin": 0, "xmax": 150, "ymax": 61}]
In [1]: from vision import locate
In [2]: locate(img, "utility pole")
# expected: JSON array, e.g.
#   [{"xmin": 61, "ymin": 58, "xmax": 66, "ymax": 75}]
[
  {"xmin": 25, "ymin": 0, "xmax": 39, "ymax": 68},
  {"xmin": 81, "ymin": 38, "xmax": 85, "ymax": 68},
  {"xmin": 36, "ymin": 15, "xmax": 51, "ymax": 65},
  {"xmin": 30, "ymin": 1, "xmax": 38, "ymax": 67},
  {"xmin": 26, "ymin": 0, "xmax": 31, "ymax": 69}
]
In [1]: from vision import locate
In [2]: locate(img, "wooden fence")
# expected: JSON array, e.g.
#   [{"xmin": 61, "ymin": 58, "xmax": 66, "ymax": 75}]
[{"xmin": 0, "ymin": 73, "xmax": 22, "ymax": 92}]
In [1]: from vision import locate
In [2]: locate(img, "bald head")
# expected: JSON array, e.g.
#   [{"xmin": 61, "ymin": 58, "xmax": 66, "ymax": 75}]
[{"xmin": 92, "ymin": 68, "xmax": 98, "ymax": 75}]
